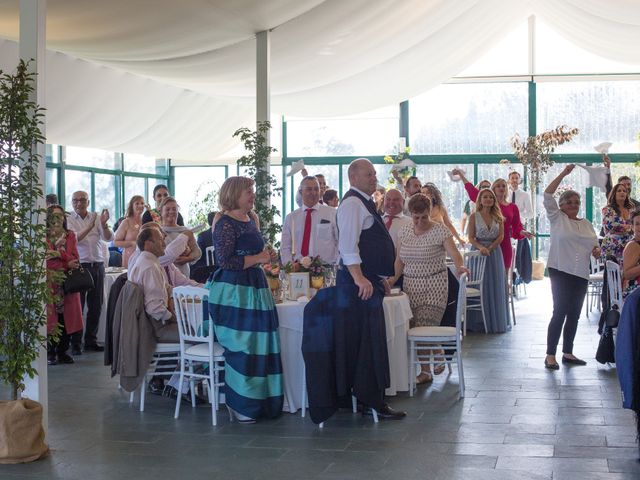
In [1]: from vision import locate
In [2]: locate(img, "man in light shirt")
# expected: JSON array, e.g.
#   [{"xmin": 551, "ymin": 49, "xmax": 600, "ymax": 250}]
[
  {"xmin": 128, "ymin": 228, "xmax": 195, "ymax": 343},
  {"xmin": 66, "ymin": 190, "xmax": 112, "ymax": 354},
  {"xmin": 335, "ymin": 158, "xmax": 406, "ymax": 420},
  {"xmin": 281, "ymin": 176, "xmax": 338, "ymax": 265},
  {"xmin": 381, "ymin": 189, "xmax": 411, "ymax": 249},
  {"xmin": 508, "ymin": 171, "xmax": 533, "ymax": 223}
]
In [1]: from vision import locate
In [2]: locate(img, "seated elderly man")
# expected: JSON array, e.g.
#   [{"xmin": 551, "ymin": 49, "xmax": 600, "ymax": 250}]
[
  {"xmin": 381, "ymin": 189, "xmax": 412, "ymax": 249},
  {"xmin": 128, "ymin": 228, "xmax": 188, "ymax": 343},
  {"xmin": 281, "ymin": 175, "xmax": 338, "ymax": 265}
]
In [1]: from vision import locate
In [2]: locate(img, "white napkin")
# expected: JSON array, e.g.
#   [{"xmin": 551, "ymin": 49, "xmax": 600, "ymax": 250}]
[
  {"xmin": 390, "ymin": 158, "xmax": 416, "ymax": 171},
  {"xmin": 594, "ymin": 142, "xmax": 612, "ymax": 155},
  {"xmin": 447, "ymin": 169, "xmax": 465, "ymax": 182},
  {"xmin": 576, "ymin": 164, "xmax": 608, "ymax": 192},
  {"xmin": 287, "ymin": 159, "xmax": 305, "ymax": 176}
]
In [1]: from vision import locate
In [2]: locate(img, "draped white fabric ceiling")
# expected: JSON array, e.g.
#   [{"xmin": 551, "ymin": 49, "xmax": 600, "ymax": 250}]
[{"xmin": 0, "ymin": 0, "xmax": 638, "ymax": 164}]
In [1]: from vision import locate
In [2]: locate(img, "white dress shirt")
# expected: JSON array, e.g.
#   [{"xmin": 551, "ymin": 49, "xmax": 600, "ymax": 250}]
[
  {"xmin": 281, "ymin": 203, "xmax": 338, "ymax": 264},
  {"xmin": 382, "ymin": 213, "xmax": 412, "ymax": 250},
  {"xmin": 544, "ymin": 193, "xmax": 598, "ymax": 280},
  {"xmin": 128, "ymin": 233, "xmax": 189, "ymax": 270},
  {"xmin": 337, "ymin": 187, "xmax": 376, "ymax": 266},
  {"xmin": 508, "ymin": 188, "xmax": 534, "ymax": 220},
  {"xmin": 67, "ymin": 211, "xmax": 113, "ymax": 263},
  {"xmin": 127, "ymin": 251, "xmax": 173, "ymax": 322}
]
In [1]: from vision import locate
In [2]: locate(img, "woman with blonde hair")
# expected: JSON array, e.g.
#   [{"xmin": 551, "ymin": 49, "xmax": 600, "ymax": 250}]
[
  {"xmin": 421, "ymin": 182, "xmax": 465, "ymax": 246},
  {"xmin": 206, "ymin": 176, "xmax": 283, "ymax": 422},
  {"xmin": 467, "ymin": 188, "xmax": 510, "ymax": 332},
  {"xmin": 159, "ymin": 196, "xmax": 201, "ymax": 277},
  {"xmin": 114, "ymin": 195, "xmax": 145, "ymax": 267},
  {"xmin": 453, "ymin": 170, "xmax": 533, "ymax": 270}
]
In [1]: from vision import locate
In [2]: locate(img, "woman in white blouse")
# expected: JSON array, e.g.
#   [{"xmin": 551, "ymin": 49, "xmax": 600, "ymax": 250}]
[{"xmin": 543, "ymin": 165, "xmax": 600, "ymax": 370}]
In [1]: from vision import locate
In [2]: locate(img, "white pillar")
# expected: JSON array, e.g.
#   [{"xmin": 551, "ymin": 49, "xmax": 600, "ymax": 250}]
[
  {"xmin": 19, "ymin": 0, "xmax": 48, "ymax": 431},
  {"xmin": 256, "ymin": 30, "xmax": 271, "ymax": 209}
]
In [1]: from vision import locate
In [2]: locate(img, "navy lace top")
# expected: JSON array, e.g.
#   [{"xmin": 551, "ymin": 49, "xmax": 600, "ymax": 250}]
[{"xmin": 213, "ymin": 215, "xmax": 264, "ymax": 271}]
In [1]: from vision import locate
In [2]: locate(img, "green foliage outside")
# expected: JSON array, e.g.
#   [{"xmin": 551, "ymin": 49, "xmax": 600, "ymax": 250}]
[
  {"xmin": 0, "ymin": 60, "xmax": 52, "ymax": 400},
  {"xmin": 187, "ymin": 181, "xmax": 220, "ymax": 228},
  {"xmin": 234, "ymin": 121, "xmax": 282, "ymax": 248}
]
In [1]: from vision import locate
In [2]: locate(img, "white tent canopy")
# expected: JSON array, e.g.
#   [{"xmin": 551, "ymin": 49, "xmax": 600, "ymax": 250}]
[{"xmin": 0, "ymin": 0, "xmax": 639, "ymax": 163}]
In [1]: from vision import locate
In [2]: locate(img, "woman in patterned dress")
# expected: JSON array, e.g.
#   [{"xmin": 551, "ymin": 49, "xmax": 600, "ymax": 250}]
[
  {"xmin": 467, "ymin": 189, "xmax": 511, "ymax": 333},
  {"xmin": 622, "ymin": 211, "xmax": 640, "ymax": 297},
  {"xmin": 388, "ymin": 194, "xmax": 467, "ymax": 384},
  {"xmin": 602, "ymin": 183, "xmax": 634, "ymax": 265},
  {"xmin": 206, "ymin": 176, "xmax": 283, "ymax": 422},
  {"xmin": 114, "ymin": 195, "xmax": 145, "ymax": 267}
]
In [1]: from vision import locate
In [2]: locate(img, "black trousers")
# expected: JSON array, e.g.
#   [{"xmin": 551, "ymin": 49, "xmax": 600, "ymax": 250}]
[
  {"xmin": 48, "ymin": 313, "xmax": 70, "ymax": 356},
  {"xmin": 546, "ymin": 267, "xmax": 588, "ymax": 356},
  {"xmin": 71, "ymin": 262, "xmax": 104, "ymax": 347}
]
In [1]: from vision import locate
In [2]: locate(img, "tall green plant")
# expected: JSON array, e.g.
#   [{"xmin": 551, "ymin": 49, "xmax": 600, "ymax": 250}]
[
  {"xmin": 0, "ymin": 60, "xmax": 49, "ymax": 400},
  {"xmin": 234, "ymin": 121, "xmax": 282, "ymax": 247}
]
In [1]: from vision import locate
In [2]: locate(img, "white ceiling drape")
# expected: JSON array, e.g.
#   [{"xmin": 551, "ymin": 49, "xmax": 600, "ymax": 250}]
[{"xmin": 0, "ymin": 0, "xmax": 638, "ymax": 164}]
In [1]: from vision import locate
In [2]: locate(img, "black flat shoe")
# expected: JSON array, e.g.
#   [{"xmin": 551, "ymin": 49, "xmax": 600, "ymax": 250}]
[
  {"xmin": 84, "ymin": 343, "xmax": 104, "ymax": 352},
  {"xmin": 364, "ymin": 404, "xmax": 407, "ymax": 420},
  {"xmin": 57, "ymin": 353, "xmax": 75, "ymax": 364},
  {"xmin": 47, "ymin": 356, "xmax": 57, "ymax": 366},
  {"xmin": 544, "ymin": 359, "xmax": 559, "ymax": 370},
  {"xmin": 562, "ymin": 356, "xmax": 587, "ymax": 366}
]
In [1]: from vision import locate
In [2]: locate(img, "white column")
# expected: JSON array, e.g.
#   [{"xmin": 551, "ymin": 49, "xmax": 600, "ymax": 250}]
[
  {"xmin": 256, "ymin": 30, "xmax": 271, "ymax": 208},
  {"xmin": 19, "ymin": 0, "xmax": 48, "ymax": 431}
]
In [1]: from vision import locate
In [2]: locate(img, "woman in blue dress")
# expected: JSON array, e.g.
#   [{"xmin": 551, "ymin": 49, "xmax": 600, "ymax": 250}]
[
  {"xmin": 467, "ymin": 188, "xmax": 511, "ymax": 333},
  {"xmin": 206, "ymin": 176, "xmax": 283, "ymax": 422}
]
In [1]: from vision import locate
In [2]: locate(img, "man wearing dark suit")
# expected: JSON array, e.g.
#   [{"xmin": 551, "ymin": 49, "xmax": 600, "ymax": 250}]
[{"xmin": 335, "ymin": 158, "xmax": 406, "ymax": 419}]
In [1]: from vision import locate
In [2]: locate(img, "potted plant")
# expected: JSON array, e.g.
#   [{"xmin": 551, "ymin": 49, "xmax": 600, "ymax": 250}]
[
  {"xmin": 0, "ymin": 60, "xmax": 50, "ymax": 463},
  {"xmin": 234, "ymin": 121, "xmax": 282, "ymax": 247}
]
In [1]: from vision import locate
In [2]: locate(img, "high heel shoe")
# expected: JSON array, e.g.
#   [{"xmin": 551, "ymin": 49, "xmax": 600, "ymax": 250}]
[{"xmin": 226, "ymin": 405, "xmax": 256, "ymax": 424}]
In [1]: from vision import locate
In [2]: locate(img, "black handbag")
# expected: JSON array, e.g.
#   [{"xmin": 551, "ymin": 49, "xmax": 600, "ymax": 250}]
[
  {"xmin": 63, "ymin": 266, "xmax": 94, "ymax": 294},
  {"xmin": 595, "ymin": 326, "xmax": 616, "ymax": 364}
]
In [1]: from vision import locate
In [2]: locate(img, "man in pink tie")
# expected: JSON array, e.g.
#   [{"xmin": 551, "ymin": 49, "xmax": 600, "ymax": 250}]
[
  {"xmin": 381, "ymin": 189, "xmax": 411, "ymax": 250},
  {"xmin": 280, "ymin": 176, "xmax": 339, "ymax": 265}
]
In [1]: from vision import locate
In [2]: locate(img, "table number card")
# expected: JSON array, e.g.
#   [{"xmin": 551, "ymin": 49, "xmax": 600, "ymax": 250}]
[{"xmin": 287, "ymin": 272, "xmax": 309, "ymax": 300}]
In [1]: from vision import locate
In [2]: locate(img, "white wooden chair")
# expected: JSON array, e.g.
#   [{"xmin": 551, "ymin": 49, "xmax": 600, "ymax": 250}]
[
  {"xmin": 605, "ymin": 260, "xmax": 623, "ymax": 311},
  {"xmin": 463, "ymin": 251, "xmax": 487, "ymax": 334},
  {"xmin": 128, "ymin": 343, "xmax": 181, "ymax": 412},
  {"xmin": 585, "ymin": 255, "xmax": 604, "ymax": 316},
  {"xmin": 205, "ymin": 246, "xmax": 215, "ymax": 267},
  {"xmin": 172, "ymin": 286, "xmax": 225, "ymax": 426},
  {"xmin": 407, "ymin": 274, "xmax": 467, "ymax": 400}
]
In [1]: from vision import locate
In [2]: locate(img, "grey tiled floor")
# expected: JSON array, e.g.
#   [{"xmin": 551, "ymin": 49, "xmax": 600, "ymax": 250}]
[{"xmin": 2, "ymin": 279, "xmax": 639, "ymax": 479}]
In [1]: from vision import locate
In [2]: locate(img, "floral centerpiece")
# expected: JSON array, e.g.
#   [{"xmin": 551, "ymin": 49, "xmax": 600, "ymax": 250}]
[
  {"xmin": 511, "ymin": 125, "xmax": 579, "ymax": 256},
  {"xmin": 511, "ymin": 125, "xmax": 579, "ymax": 189},
  {"xmin": 384, "ymin": 143, "xmax": 415, "ymax": 186},
  {"xmin": 262, "ymin": 257, "xmax": 282, "ymax": 302},
  {"xmin": 283, "ymin": 255, "xmax": 327, "ymax": 290}
]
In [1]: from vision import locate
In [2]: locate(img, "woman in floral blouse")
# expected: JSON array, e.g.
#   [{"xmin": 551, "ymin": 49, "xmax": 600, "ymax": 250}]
[{"xmin": 601, "ymin": 183, "xmax": 635, "ymax": 265}]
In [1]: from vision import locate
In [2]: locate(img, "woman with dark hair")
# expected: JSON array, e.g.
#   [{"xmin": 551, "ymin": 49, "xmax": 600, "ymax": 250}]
[
  {"xmin": 206, "ymin": 176, "xmax": 283, "ymax": 422},
  {"xmin": 388, "ymin": 193, "xmax": 467, "ymax": 384},
  {"xmin": 622, "ymin": 211, "xmax": 640, "ymax": 297},
  {"xmin": 46, "ymin": 205, "xmax": 83, "ymax": 365},
  {"xmin": 601, "ymin": 183, "xmax": 634, "ymax": 265},
  {"xmin": 421, "ymin": 182, "xmax": 465, "ymax": 246},
  {"xmin": 544, "ymin": 165, "xmax": 600, "ymax": 369},
  {"xmin": 114, "ymin": 195, "xmax": 145, "ymax": 267}
]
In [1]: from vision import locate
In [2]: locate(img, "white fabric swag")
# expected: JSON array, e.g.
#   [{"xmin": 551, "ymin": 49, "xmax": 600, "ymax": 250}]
[{"xmin": 0, "ymin": 0, "xmax": 639, "ymax": 163}]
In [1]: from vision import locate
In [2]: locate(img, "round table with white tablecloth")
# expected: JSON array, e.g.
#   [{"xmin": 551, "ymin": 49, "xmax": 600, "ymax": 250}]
[
  {"xmin": 277, "ymin": 293, "xmax": 413, "ymax": 413},
  {"xmin": 97, "ymin": 268, "xmax": 126, "ymax": 344}
]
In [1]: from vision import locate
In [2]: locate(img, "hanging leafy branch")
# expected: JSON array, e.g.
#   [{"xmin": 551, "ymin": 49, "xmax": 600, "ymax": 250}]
[
  {"xmin": 0, "ymin": 60, "xmax": 50, "ymax": 400},
  {"xmin": 234, "ymin": 121, "xmax": 282, "ymax": 247}
]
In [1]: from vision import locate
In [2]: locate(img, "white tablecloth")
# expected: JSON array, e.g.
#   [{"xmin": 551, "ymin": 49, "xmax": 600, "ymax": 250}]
[
  {"xmin": 97, "ymin": 270, "xmax": 126, "ymax": 343},
  {"xmin": 277, "ymin": 293, "xmax": 413, "ymax": 413}
]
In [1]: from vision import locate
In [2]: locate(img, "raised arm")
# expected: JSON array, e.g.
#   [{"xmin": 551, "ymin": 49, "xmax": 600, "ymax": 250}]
[{"xmin": 545, "ymin": 164, "xmax": 575, "ymax": 195}]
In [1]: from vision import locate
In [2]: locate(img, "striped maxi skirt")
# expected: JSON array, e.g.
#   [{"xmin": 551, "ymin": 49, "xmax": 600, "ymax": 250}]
[{"xmin": 206, "ymin": 266, "xmax": 284, "ymax": 420}]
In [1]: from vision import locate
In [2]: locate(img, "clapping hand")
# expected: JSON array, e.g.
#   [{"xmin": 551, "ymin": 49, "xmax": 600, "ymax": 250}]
[{"xmin": 100, "ymin": 209, "xmax": 110, "ymax": 225}]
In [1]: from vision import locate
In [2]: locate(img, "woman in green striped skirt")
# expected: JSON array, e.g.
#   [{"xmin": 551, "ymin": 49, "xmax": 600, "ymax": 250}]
[{"xmin": 206, "ymin": 177, "xmax": 283, "ymax": 422}]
